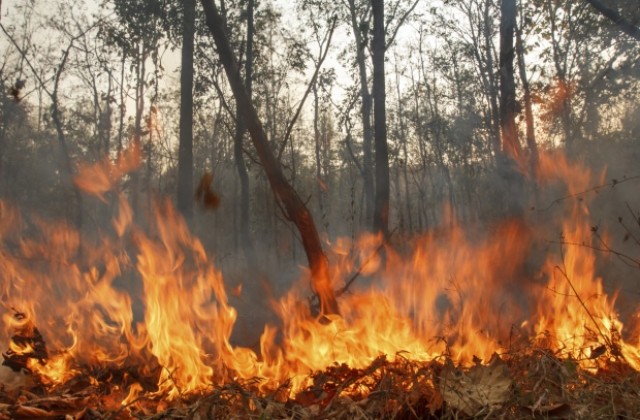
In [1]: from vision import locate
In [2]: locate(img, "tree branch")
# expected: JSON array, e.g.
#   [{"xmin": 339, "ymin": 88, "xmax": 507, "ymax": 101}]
[
  {"xmin": 584, "ymin": 0, "xmax": 640, "ymax": 41},
  {"xmin": 277, "ymin": 16, "xmax": 337, "ymax": 161},
  {"xmin": 385, "ymin": 0, "xmax": 421, "ymax": 50}
]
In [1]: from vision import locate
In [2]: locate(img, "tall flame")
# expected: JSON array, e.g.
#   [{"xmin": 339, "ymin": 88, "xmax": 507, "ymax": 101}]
[{"xmin": 0, "ymin": 145, "xmax": 638, "ymax": 405}]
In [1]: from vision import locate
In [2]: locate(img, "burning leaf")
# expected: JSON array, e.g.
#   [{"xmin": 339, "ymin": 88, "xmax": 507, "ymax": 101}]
[
  {"xmin": 2, "ymin": 312, "xmax": 48, "ymax": 373},
  {"xmin": 317, "ymin": 177, "xmax": 329, "ymax": 193},
  {"xmin": 438, "ymin": 356, "xmax": 512, "ymax": 416},
  {"xmin": 195, "ymin": 172, "xmax": 220, "ymax": 211},
  {"xmin": 230, "ymin": 283, "xmax": 243, "ymax": 297},
  {"xmin": 589, "ymin": 345, "xmax": 607, "ymax": 360}
]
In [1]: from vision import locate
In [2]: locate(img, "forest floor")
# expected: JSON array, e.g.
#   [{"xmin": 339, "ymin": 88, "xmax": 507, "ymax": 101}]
[{"xmin": 1, "ymin": 338, "xmax": 639, "ymax": 419}]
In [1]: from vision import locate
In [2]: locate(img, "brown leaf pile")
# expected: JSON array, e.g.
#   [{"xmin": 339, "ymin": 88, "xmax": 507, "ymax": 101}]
[{"xmin": 1, "ymin": 343, "xmax": 640, "ymax": 419}]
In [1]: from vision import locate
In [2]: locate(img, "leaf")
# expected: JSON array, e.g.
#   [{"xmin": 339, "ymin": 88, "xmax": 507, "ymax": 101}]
[
  {"xmin": 438, "ymin": 355, "xmax": 512, "ymax": 416},
  {"xmin": 195, "ymin": 172, "xmax": 220, "ymax": 211}
]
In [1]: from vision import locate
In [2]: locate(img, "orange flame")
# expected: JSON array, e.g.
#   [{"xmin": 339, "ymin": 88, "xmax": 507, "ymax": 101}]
[{"xmin": 0, "ymin": 146, "xmax": 638, "ymax": 406}]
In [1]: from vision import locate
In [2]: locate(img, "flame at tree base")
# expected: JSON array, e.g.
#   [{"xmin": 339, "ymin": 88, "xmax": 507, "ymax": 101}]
[{"xmin": 1, "ymin": 147, "xmax": 639, "ymax": 407}]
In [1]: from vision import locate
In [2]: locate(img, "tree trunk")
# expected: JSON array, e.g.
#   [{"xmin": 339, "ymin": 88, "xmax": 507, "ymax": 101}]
[
  {"xmin": 117, "ymin": 51, "xmax": 126, "ymax": 155},
  {"xmin": 346, "ymin": 0, "xmax": 375, "ymax": 227},
  {"xmin": 482, "ymin": 0, "xmax": 502, "ymax": 159},
  {"xmin": 234, "ymin": 0, "xmax": 257, "ymax": 265},
  {"xmin": 514, "ymin": 18, "xmax": 538, "ymax": 171},
  {"xmin": 52, "ymin": 42, "xmax": 83, "ymax": 231},
  {"xmin": 313, "ymin": 84, "xmax": 327, "ymax": 233},
  {"xmin": 499, "ymin": 0, "xmax": 522, "ymax": 161},
  {"xmin": 498, "ymin": 0, "xmax": 525, "ymax": 217},
  {"xmin": 394, "ymin": 60, "xmax": 412, "ymax": 233},
  {"xmin": 177, "ymin": 0, "xmax": 196, "ymax": 218},
  {"xmin": 131, "ymin": 42, "xmax": 147, "ymax": 217},
  {"xmin": 200, "ymin": 0, "xmax": 339, "ymax": 316},
  {"xmin": 371, "ymin": 0, "xmax": 390, "ymax": 237}
]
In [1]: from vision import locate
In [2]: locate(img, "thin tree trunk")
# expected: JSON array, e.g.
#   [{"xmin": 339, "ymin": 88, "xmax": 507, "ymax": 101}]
[
  {"xmin": 177, "ymin": 0, "xmax": 196, "ymax": 217},
  {"xmin": 118, "ymin": 51, "xmax": 126, "ymax": 155},
  {"xmin": 394, "ymin": 60, "xmax": 412, "ymax": 232},
  {"xmin": 346, "ymin": 0, "xmax": 374, "ymax": 227},
  {"xmin": 514, "ymin": 18, "xmax": 538, "ymax": 170},
  {"xmin": 52, "ymin": 41, "xmax": 83, "ymax": 231},
  {"xmin": 483, "ymin": 0, "xmax": 502, "ymax": 159},
  {"xmin": 200, "ymin": 0, "xmax": 339, "ymax": 316},
  {"xmin": 499, "ymin": 0, "xmax": 522, "ymax": 161},
  {"xmin": 498, "ymin": 0, "xmax": 525, "ymax": 218},
  {"xmin": 313, "ymin": 84, "xmax": 327, "ymax": 233},
  {"xmin": 371, "ymin": 0, "xmax": 389, "ymax": 237},
  {"xmin": 132, "ymin": 42, "xmax": 147, "ymax": 216},
  {"xmin": 234, "ymin": 0, "xmax": 257, "ymax": 265}
]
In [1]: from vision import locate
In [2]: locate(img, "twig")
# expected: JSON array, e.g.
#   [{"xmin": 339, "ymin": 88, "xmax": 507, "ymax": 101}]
[
  {"xmin": 337, "ymin": 227, "xmax": 397, "ymax": 298},
  {"xmin": 277, "ymin": 16, "xmax": 337, "ymax": 161},
  {"xmin": 548, "ymin": 239, "xmax": 640, "ymax": 269},
  {"xmin": 619, "ymin": 202, "xmax": 640, "ymax": 246},
  {"xmin": 538, "ymin": 175, "xmax": 640, "ymax": 212},
  {"xmin": 553, "ymin": 246, "xmax": 616, "ymax": 354}
]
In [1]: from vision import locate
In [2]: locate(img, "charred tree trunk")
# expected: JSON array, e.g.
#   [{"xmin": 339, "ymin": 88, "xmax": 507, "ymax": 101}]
[
  {"xmin": 177, "ymin": 0, "xmax": 196, "ymax": 218},
  {"xmin": 371, "ymin": 0, "xmax": 390, "ymax": 238},
  {"xmin": 200, "ymin": 0, "xmax": 339, "ymax": 316}
]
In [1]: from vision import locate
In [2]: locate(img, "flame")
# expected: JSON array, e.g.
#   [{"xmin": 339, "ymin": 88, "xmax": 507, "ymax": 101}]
[{"xmin": 0, "ymin": 145, "xmax": 638, "ymax": 406}]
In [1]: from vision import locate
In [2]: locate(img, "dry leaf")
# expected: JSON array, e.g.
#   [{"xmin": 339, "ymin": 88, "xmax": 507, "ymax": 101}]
[
  {"xmin": 195, "ymin": 172, "xmax": 220, "ymax": 211},
  {"xmin": 438, "ymin": 355, "xmax": 512, "ymax": 415}
]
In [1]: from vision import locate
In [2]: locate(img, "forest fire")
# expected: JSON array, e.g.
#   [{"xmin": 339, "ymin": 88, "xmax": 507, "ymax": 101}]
[{"xmin": 0, "ymin": 145, "xmax": 638, "ymax": 418}]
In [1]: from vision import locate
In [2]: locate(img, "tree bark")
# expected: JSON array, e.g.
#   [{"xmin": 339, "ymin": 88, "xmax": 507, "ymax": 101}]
[
  {"xmin": 514, "ymin": 18, "xmax": 538, "ymax": 170},
  {"xmin": 498, "ymin": 0, "xmax": 525, "ymax": 217},
  {"xmin": 499, "ymin": 0, "xmax": 522, "ymax": 161},
  {"xmin": 200, "ymin": 0, "xmax": 339, "ymax": 316},
  {"xmin": 371, "ymin": 0, "xmax": 390, "ymax": 237},
  {"xmin": 482, "ymin": 0, "xmax": 502, "ymax": 160},
  {"xmin": 177, "ymin": 0, "xmax": 196, "ymax": 218},
  {"xmin": 346, "ymin": 0, "xmax": 375, "ymax": 227},
  {"xmin": 234, "ymin": 0, "xmax": 256, "ymax": 265}
]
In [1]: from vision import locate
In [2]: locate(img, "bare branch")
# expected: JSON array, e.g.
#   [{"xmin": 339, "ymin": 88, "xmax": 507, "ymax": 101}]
[
  {"xmin": 385, "ymin": 0, "xmax": 421, "ymax": 50},
  {"xmin": 584, "ymin": 0, "xmax": 640, "ymax": 41},
  {"xmin": 276, "ymin": 16, "xmax": 337, "ymax": 161}
]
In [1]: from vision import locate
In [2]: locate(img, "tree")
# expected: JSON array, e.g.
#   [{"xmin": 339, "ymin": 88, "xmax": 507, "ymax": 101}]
[
  {"xmin": 371, "ymin": 0, "xmax": 390, "ymax": 237},
  {"xmin": 514, "ymin": 6, "xmax": 538, "ymax": 170},
  {"xmin": 498, "ymin": 0, "xmax": 522, "ymax": 162},
  {"xmin": 0, "ymin": 11, "xmax": 96, "ymax": 230},
  {"xmin": 344, "ymin": 0, "xmax": 375, "ymax": 227},
  {"xmin": 177, "ymin": 0, "xmax": 196, "ymax": 218},
  {"xmin": 199, "ymin": 0, "xmax": 339, "ymax": 316},
  {"xmin": 234, "ymin": 0, "xmax": 256, "ymax": 265}
]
